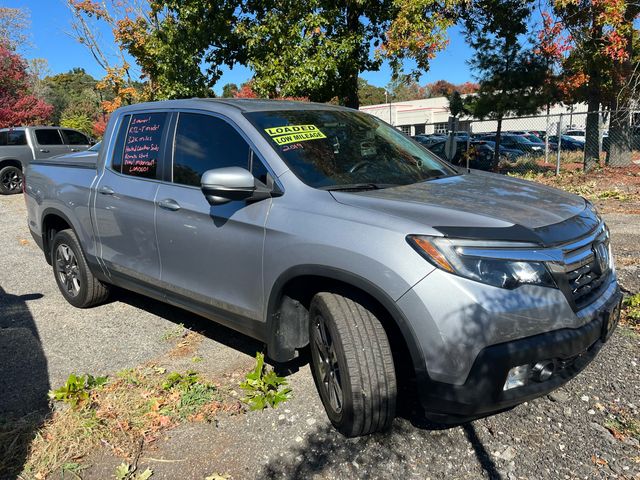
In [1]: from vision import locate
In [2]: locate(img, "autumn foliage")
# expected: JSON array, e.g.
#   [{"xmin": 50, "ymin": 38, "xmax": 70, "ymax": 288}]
[{"xmin": 0, "ymin": 43, "xmax": 53, "ymax": 127}]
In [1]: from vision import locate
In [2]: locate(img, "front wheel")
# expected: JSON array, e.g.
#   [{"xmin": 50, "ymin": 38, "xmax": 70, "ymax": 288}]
[
  {"xmin": 0, "ymin": 165, "xmax": 23, "ymax": 195},
  {"xmin": 51, "ymin": 229, "xmax": 110, "ymax": 308},
  {"xmin": 309, "ymin": 292, "xmax": 397, "ymax": 437}
]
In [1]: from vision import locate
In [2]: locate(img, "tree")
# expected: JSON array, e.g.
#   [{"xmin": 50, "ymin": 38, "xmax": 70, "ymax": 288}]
[
  {"xmin": 222, "ymin": 83, "xmax": 239, "ymax": 98},
  {"xmin": 60, "ymin": 113, "xmax": 94, "ymax": 136},
  {"xmin": 234, "ymin": 81, "xmax": 258, "ymax": 98},
  {"xmin": 358, "ymin": 78, "xmax": 387, "ymax": 105},
  {"xmin": 427, "ymin": 79, "xmax": 456, "ymax": 97},
  {"xmin": 0, "ymin": 44, "xmax": 53, "ymax": 127},
  {"xmin": 223, "ymin": 0, "xmax": 459, "ymax": 107},
  {"xmin": 387, "ymin": 77, "xmax": 428, "ymax": 101},
  {"xmin": 0, "ymin": 7, "xmax": 30, "ymax": 51},
  {"xmin": 462, "ymin": 0, "xmax": 547, "ymax": 164},
  {"xmin": 41, "ymin": 68, "xmax": 102, "ymax": 124},
  {"xmin": 457, "ymin": 81, "xmax": 480, "ymax": 94},
  {"xmin": 448, "ymin": 90, "xmax": 467, "ymax": 117},
  {"xmin": 553, "ymin": 0, "xmax": 639, "ymax": 170}
]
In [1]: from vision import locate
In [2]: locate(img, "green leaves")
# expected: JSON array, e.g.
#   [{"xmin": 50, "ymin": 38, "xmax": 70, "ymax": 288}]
[
  {"xmin": 48, "ymin": 373, "xmax": 108, "ymax": 409},
  {"xmin": 115, "ymin": 462, "xmax": 153, "ymax": 480},
  {"xmin": 240, "ymin": 352, "xmax": 292, "ymax": 410}
]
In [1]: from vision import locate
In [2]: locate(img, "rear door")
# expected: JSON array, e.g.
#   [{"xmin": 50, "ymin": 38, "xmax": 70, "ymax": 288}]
[
  {"xmin": 33, "ymin": 129, "xmax": 68, "ymax": 159},
  {"xmin": 93, "ymin": 112, "xmax": 170, "ymax": 284},
  {"xmin": 61, "ymin": 129, "xmax": 92, "ymax": 153},
  {"xmin": 154, "ymin": 111, "xmax": 273, "ymax": 323}
]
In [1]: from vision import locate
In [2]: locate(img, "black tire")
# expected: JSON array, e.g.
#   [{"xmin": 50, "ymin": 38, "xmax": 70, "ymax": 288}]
[
  {"xmin": 0, "ymin": 165, "xmax": 23, "ymax": 195},
  {"xmin": 309, "ymin": 292, "xmax": 396, "ymax": 437},
  {"xmin": 51, "ymin": 229, "xmax": 110, "ymax": 308}
]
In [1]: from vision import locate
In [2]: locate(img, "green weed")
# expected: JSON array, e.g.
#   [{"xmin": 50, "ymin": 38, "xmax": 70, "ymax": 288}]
[
  {"xmin": 49, "ymin": 373, "xmax": 108, "ymax": 408},
  {"xmin": 115, "ymin": 462, "xmax": 153, "ymax": 480},
  {"xmin": 161, "ymin": 323, "xmax": 185, "ymax": 341},
  {"xmin": 240, "ymin": 352, "xmax": 291, "ymax": 410},
  {"xmin": 622, "ymin": 293, "xmax": 640, "ymax": 322}
]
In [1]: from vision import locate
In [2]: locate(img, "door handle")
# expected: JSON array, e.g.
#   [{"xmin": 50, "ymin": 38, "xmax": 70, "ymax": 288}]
[
  {"xmin": 39, "ymin": 149, "xmax": 49, "ymax": 153},
  {"xmin": 98, "ymin": 185, "xmax": 115, "ymax": 195},
  {"xmin": 70, "ymin": 148, "xmax": 80, "ymax": 152},
  {"xmin": 158, "ymin": 198, "xmax": 181, "ymax": 211}
]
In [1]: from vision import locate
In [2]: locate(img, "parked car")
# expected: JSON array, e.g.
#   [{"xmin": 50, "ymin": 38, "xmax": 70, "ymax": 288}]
[
  {"xmin": 0, "ymin": 126, "xmax": 93, "ymax": 194},
  {"xmin": 546, "ymin": 135, "xmax": 585, "ymax": 151},
  {"xmin": 477, "ymin": 133, "xmax": 545, "ymax": 154},
  {"xmin": 476, "ymin": 140, "xmax": 527, "ymax": 162},
  {"xmin": 25, "ymin": 99, "xmax": 621, "ymax": 437},
  {"xmin": 413, "ymin": 134, "xmax": 448, "ymax": 147},
  {"xmin": 564, "ymin": 129, "xmax": 586, "ymax": 142},
  {"xmin": 426, "ymin": 139, "xmax": 497, "ymax": 171}
]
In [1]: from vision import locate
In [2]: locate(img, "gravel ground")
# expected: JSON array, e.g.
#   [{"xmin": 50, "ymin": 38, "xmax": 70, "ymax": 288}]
[{"xmin": 1, "ymin": 193, "xmax": 639, "ymax": 480}]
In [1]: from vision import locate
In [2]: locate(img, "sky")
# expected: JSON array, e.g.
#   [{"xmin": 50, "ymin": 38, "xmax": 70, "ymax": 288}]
[{"xmin": 7, "ymin": 0, "xmax": 477, "ymax": 95}]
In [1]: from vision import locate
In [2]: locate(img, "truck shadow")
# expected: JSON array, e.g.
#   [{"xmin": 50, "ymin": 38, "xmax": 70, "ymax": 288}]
[
  {"xmin": 0, "ymin": 286, "xmax": 49, "ymax": 478},
  {"xmin": 110, "ymin": 287, "xmax": 268, "ymax": 363},
  {"xmin": 259, "ymin": 418, "xmax": 502, "ymax": 480}
]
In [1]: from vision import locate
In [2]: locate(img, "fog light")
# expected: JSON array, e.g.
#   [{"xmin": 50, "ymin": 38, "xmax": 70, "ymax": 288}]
[
  {"xmin": 503, "ymin": 364, "xmax": 530, "ymax": 391},
  {"xmin": 532, "ymin": 361, "xmax": 555, "ymax": 382}
]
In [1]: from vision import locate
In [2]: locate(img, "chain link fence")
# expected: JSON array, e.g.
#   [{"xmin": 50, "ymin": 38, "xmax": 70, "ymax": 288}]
[{"xmin": 411, "ymin": 110, "xmax": 640, "ymax": 176}]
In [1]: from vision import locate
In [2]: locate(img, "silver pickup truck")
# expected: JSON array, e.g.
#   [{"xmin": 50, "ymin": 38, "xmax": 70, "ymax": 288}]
[
  {"xmin": 25, "ymin": 99, "xmax": 622, "ymax": 437},
  {"xmin": 0, "ymin": 126, "xmax": 93, "ymax": 194}
]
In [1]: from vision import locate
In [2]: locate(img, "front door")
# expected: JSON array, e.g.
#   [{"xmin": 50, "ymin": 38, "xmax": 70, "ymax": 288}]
[
  {"xmin": 93, "ymin": 112, "xmax": 169, "ymax": 284},
  {"xmin": 155, "ymin": 112, "xmax": 272, "ymax": 323}
]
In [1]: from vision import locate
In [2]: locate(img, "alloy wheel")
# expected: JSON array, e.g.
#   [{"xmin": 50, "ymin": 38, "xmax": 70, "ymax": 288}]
[
  {"xmin": 1, "ymin": 169, "xmax": 21, "ymax": 193},
  {"xmin": 55, "ymin": 244, "xmax": 81, "ymax": 297},
  {"xmin": 312, "ymin": 314, "xmax": 344, "ymax": 414}
]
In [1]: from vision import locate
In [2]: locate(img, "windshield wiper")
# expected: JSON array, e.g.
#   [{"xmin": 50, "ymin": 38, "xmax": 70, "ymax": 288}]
[{"xmin": 320, "ymin": 183, "xmax": 394, "ymax": 191}]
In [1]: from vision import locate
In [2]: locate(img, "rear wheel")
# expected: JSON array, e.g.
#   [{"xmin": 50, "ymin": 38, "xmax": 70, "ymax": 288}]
[
  {"xmin": 51, "ymin": 229, "xmax": 110, "ymax": 308},
  {"xmin": 309, "ymin": 292, "xmax": 396, "ymax": 437},
  {"xmin": 0, "ymin": 165, "xmax": 23, "ymax": 195}
]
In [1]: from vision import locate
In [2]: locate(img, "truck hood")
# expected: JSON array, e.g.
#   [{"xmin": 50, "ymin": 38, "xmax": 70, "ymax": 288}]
[{"xmin": 331, "ymin": 170, "xmax": 597, "ymax": 246}]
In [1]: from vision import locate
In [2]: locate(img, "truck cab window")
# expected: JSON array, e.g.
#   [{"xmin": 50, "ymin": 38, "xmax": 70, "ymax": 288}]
[
  {"xmin": 35, "ymin": 129, "xmax": 63, "ymax": 145},
  {"xmin": 113, "ymin": 113, "xmax": 167, "ymax": 180},
  {"xmin": 173, "ymin": 113, "xmax": 265, "ymax": 187},
  {"xmin": 63, "ymin": 129, "xmax": 90, "ymax": 145},
  {"xmin": 7, "ymin": 131, "xmax": 27, "ymax": 145}
]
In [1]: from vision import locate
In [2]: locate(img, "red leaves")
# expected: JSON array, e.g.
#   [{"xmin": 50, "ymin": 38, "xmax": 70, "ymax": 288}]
[
  {"xmin": 92, "ymin": 116, "xmax": 109, "ymax": 138},
  {"xmin": 535, "ymin": 11, "xmax": 572, "ymax": 60},
  {"xmin": 0, "ymin": 44, "xmax": 53, "ymax": 128},
  {"xmin": 233, "ymin": 82, "xmax": 258, "ymax": 99}
]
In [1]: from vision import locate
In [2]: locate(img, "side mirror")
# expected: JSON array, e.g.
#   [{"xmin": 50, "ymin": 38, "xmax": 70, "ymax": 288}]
[{"xmin": 201, "ymin": 167, "xmax": 260, "ymax": 205}]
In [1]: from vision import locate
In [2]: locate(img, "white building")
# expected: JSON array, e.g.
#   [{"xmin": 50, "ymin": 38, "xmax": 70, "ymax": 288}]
[{"xmin": 360, "ymin": 97, "xmax": 592, "ymax": 136}]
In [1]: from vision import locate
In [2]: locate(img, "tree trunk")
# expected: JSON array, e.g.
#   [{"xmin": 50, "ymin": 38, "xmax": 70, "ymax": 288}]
[
  {"xmin": 340, "ymin": 69, "xmax": 360, "ymax": 109},
  {"xmin": 607, "ymin": 107, "xmax": 632, "ymax": 167},
  {"xmin": 605, "ymin": 8, "xmax": 635, "ymax": 168},
  {"xmin": 583, "ymin": 95, "xmax": 600, "ymax": 172},
  {"xmin": 338, "ymin": 7, "xmax": 360, "ymax": 109},
  {"xmin": 494, "ymin": 115, "xmax": 503, "ymax": 165}
]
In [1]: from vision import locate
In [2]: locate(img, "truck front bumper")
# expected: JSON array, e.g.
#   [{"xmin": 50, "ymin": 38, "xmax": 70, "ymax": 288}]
[{"xmin": 416, "ymin": 289, "xmax": 622, "ymax": 420}]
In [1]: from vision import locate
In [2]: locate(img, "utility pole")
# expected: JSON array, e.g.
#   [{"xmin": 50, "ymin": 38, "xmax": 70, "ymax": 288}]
[{"xmin": 385, "ymin": 89, "xmax": 393, "ymax": 126}]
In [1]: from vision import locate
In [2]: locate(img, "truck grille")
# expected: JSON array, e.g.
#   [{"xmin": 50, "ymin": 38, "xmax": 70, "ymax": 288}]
[
  {"xmin": 566, "ymin": 255, "xmax": 609, "ymax": 310},
  {"xmin": 559, "ymin": 224, "xmax": 612, "ymax": 311}
]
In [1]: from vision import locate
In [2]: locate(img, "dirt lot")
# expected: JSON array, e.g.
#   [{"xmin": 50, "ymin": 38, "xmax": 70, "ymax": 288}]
[{"xmin": 1, "ymin": 181, "xmax": 639, "ymax": 480}]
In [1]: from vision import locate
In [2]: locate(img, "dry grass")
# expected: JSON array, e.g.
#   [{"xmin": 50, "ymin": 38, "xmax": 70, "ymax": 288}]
[
  {"xmin": 616, "ymin": 256, "xmax": 640, "ymax": 268},
  {"xmin": 0, "ymin": 412, "xmax": 47, "ymax": 479},
  {"xmin": 604, "ymin": 403, "xmax": 640, "ymax": 443},
  {"xmin": 168, "ymin": 331, "xmax": 204, "ymax": 358},
  {"xmin": 17, "ymin": 367, "xmax": 243, "ymax": 479}
]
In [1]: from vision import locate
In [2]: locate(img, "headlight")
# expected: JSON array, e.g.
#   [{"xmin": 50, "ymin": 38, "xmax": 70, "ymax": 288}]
[{"xmin": 407, "ymin": 235, "xmax": 557, "ymax": 289}]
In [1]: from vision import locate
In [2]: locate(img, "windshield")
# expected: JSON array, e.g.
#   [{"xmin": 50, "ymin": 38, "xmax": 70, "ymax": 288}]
[
  {"xmin": 509, "ymin": 136, "xmax": 535, "ymax": 145},
  {"xmin": 524, "ymin": 135, "xmax": 543, "ymax": 144},
  {"xmin": 244, "ymin": 110, "xmax": 456, "ymax": 189}
]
